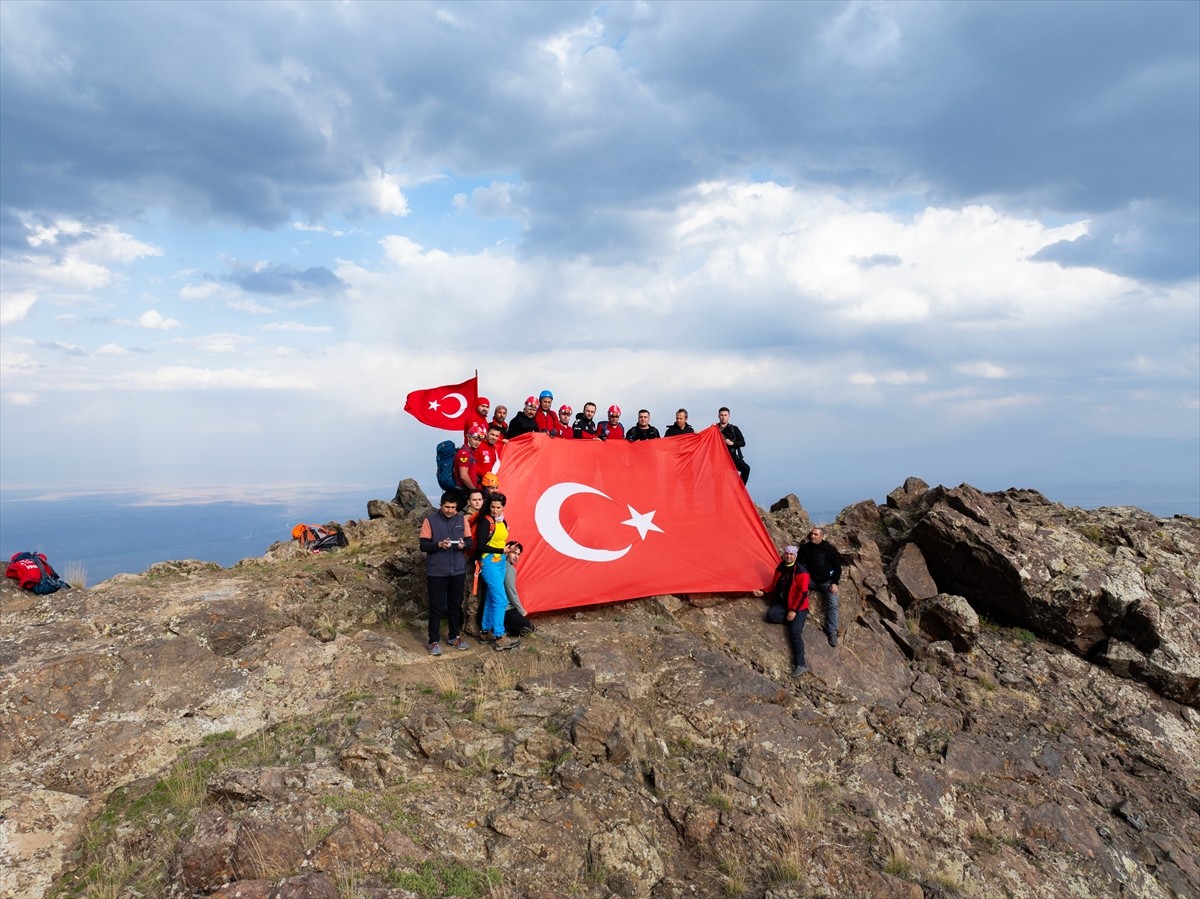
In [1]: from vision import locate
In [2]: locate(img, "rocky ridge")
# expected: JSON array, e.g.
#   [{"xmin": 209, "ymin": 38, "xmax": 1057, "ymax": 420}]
[{"xmin": 1, "ymin": 478, "xmax": 1197, "ymax": 899}]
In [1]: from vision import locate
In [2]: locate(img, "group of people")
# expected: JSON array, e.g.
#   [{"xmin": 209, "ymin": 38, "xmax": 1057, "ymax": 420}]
[
  {"xmin": 418, "ymin": 487, "xmax": 533, "ymax": 656},
  {"xmin": 755, "ymin": 527, "xmax": 843, "ymax": 676},
  {"xmin": 453, "ymin": 391, "xmax": 752, "ymax": 496},
  {"xmin": 422, "ymin": 386, "xmax": 838, "ymax": 671}
]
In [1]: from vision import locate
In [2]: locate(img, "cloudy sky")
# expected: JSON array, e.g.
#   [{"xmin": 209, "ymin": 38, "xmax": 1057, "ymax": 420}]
[{"xmin": 1, "ymin": 0, "xmax": 1197, "ymax": 515}]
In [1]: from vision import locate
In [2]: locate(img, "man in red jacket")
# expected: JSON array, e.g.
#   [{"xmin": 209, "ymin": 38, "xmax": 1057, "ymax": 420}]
[
  {"xmin": 553, "ymin": 404, "xmax": 575, "ymax": 438},
  {"xmin": 754, "ymin": 545, "xmax": 812, "ymax": 676},
  {"xmin": 463, "ymin": 397, "xmax": 490, "ymax": 437},
  {"xmin": 597, "ymin": 404, "xmax": 625, "ymax": 441},
  {"xmin": 533, "ymin": 389, "xmax": 558, "ymax": 433}
]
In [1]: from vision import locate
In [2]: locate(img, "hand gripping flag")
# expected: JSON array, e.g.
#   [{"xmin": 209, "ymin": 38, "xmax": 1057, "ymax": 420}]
[
  {"xmin": 497, "ymin": 427, "xmax": 780, "ymax": 613},
  {"xmin": 404, "ymin": 376, "xmax": 479, "ymax": 431}
]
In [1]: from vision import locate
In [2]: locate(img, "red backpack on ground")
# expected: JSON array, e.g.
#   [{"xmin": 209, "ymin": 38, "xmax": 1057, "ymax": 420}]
[{"xmin": 6, "ymin": 552, "xmax": 71, "ymax": 594}]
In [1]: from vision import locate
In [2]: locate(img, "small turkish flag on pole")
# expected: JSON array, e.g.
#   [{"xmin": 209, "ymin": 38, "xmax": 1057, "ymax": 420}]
[
  {"xmin": 404, "ymin": 376, "xmax": 479, "ymax": 431},
  {"xmin": 498, "ymin": 427, "xmax": 779, "ymax": 613}
]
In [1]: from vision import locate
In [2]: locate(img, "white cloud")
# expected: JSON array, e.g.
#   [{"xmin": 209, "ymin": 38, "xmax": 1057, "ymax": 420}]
[
  {"xmin": 171, "ymin": 333, "xmax": 254, "ymax": 354},
  {"xmin": 293, "ymin": 221, "xmax": 345, "ymax": 236},
  {"xmin": 95, "ymin": 343, "xmax": 133, "ymax": 356},
  {"xmin": 262, "ymin": 321, "xmax": 332, "ymax": 333},
  {"xmin": 368, "ymin": 170, "xmax": 411, "ymax": 216},
  {"xmin": 227, "ymin": 298, "xmax": 275, "ymax": 314},
  {"xmin": 0, "ymin": 290, "xmax": 37, "ymax": 325},
  {"xmin": 137, "ymin": 309, "xmax": 182, "ymax": 330},
  {"xmin": 4, "ymin": 392, "xmax": 38, "ymax": 405},
  {"xmin": 129, "ymin": 366, "xmax": 306, "ymax": 390},
  {"xmin": 181, "ymin": 282, "xmax": 222, "ymax": 301},
  {"xmin": 472, "ymin": 181, "xmax": 525, "ymax": 219},
  {"xmin": 956, "ymin": 361, "xmax": 1009, "ymax": 379}
]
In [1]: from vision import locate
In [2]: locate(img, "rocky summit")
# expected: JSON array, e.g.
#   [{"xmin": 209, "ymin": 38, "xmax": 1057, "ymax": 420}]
[{"xmin": 2, "ymin": 478, "xmax": 1197, "ymax": 899}]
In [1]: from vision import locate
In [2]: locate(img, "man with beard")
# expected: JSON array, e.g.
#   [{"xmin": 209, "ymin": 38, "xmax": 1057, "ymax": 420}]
[{"xmin": 506, "ymin": 397, "xmax": 540, "ymax": 439}]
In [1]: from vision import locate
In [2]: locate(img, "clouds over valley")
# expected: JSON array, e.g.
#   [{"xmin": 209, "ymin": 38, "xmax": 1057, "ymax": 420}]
[{"xmin": 1, "ymin": 1, "xmax": 1196, "ymax": 512}]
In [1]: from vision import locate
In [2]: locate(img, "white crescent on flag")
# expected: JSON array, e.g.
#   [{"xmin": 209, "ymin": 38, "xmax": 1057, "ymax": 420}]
[
  {"xmin": 438, "ymin": 392, "xmax": 468, "ymax": 418},
  {"xmin": 535, "ymin": 482, "xmax": 632, "ymax": 562}
]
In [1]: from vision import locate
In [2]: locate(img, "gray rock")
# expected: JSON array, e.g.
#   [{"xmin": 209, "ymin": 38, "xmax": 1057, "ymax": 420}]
[{"xmin": 913, "ymin": 593, "xmax": 980, "ymax": 652}]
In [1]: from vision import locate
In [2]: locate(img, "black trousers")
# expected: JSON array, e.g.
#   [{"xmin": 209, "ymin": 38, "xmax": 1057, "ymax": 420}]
[
  {"xmin": 427, "ymin": 573, "xmax": 465, "ymax": 644},
  {"xmin": 766, "ymin": 604, "xmax": 808, "ymax": 667}
]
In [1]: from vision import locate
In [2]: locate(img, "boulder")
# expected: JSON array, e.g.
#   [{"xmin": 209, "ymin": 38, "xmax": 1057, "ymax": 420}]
[
  {"xmin": 889, "ymin": 542, "xmax": 939, "ymax": 608},
  {"xmin": 366, "ymin": 498, "xmax": 401, "ymax": 519},
  {"xmin": 903, "ymin": 484, "xmax": 1199, "ymax": 704},
  {"xmin": 886, "ymin": 476, "xmax": 930, "ymax": 511},
  {"xmin": 391, "ymin": 477, "xmax": 432, "ymax": 514},
  {"xmin": 912, "ymin": 593, "xmax": 980, "ymax": 652}
]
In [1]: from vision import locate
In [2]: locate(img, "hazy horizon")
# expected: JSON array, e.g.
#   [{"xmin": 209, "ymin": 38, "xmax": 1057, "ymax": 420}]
[{"xmin": 2, "ymin": 2, "xmax": 1197, "ymax": 508}]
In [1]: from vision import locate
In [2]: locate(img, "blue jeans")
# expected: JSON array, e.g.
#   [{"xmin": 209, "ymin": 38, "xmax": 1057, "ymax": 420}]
[
  {"xmin": 479, "ymin": 553, "xmax": 508, "ymax": 636},
  {"xmin": 813, "ymin": 583, "xmax": 839, "ymax": 637}
]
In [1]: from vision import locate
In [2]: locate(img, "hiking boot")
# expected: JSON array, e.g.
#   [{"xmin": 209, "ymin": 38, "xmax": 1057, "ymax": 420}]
[
  {"xmin": 791, "ymin": 664, "xmax": 809, "ymax": 677},
  {"xmin": 479, "ymin": 630, "xmax": 495, "ymax": 643},
  {"xmin": 828, "ymin": 633, "xmax": 839, "ymax": 648},
  {"xmin": 428, "ymin": 641, "xmax": 442, "ymax": 657},
  {"xmin": 448, "ymin": 636, "xmax": 470, "ymax": 651},
  {"xmin": 493, "ymin": 635, "xmax": 519, "ymax": 652}
]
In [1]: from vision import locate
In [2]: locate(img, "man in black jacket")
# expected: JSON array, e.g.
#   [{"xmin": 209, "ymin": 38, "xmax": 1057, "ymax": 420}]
[
  {"xmin": 664, "ymin": 408, "xmax": 694, "ymax": 437},
  {"xmin": 717, "ymin": 406, "xmax": 750, "ymax": 484},
  {"xmin": 506, "ymin": 397, "xmax": 539, "ymax": 439},
  {"xmin": 626, "ymin": 409, "xmax": 661, "ymax": 441},
  {"xmin": 418, "ymin": 492, "xmax": 474, "ymax": 655},
  {"xmin": 797, "ymin": 526, "xmax": 842, "ymax": 647}
]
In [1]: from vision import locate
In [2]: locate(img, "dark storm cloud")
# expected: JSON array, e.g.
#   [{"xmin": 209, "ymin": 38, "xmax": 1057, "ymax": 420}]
[{"xmin": 1033, "ymin": 205, "xmax": 1200, "ymax": 282}]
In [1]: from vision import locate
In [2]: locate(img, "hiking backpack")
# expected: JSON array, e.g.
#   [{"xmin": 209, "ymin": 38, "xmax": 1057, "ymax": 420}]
[
  {"xmin": 291, "ymin": 523, "xmax": 348, "ymax": 553},
  {"xmin": 6, "ymin": 551, "xmax": 71, "ymax": 595},
  {"xmin": 435, "ymin": 440, "xmax": 458, "ymax": 492}
]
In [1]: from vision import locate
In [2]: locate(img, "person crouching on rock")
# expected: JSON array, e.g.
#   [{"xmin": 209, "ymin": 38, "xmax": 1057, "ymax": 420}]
[
  {"xmin": 503, "ymin": 541, "xmax": 535, "ymax": 637},
  {"xmin": 754, "ymin": 545, "xmax": 812, "ymax": 677},
  {"xmin": 476, "ymin": 493, "xmax": 520, "ymax": 651}
]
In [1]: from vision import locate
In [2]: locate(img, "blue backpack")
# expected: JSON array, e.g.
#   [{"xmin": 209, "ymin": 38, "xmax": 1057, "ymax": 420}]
[{"xmin": 435, "ymin": 440, "xmax": 458, "ymax": 492}]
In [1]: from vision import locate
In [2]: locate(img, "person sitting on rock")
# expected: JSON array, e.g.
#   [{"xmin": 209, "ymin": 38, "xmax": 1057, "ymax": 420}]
[
  {"xmin": 754, "ymin": 545, "xmax": 812, "ymax": 676},
  {"xmin": 797, "ymin": 526, "xmax": 842, "ymax": 648},
  {"xmin": 502, "ymin": 541, "xmax": 535, "ymax": 637},
  {"xmin": 454, "ymin": 426, "xmax": 484, "ymax": 505}
]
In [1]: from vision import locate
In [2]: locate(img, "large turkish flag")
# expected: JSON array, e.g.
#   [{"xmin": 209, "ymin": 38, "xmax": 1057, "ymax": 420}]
[
  {"xmin": 404, "ymin": 376, "xmax": 479, "ymax": 431},
  {"xmin": 497, "ymin": 427, "xmax": 780, "ymax": 613}
]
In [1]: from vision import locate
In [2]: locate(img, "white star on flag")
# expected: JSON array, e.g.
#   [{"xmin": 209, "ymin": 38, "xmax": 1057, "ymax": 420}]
[
  {"xmin": 428, "ymin": 399, "xmax": 440, "ymax": 410},
  {"xmin": 621, "ymin": 506, "xmax": 663, "ymax": 540}
]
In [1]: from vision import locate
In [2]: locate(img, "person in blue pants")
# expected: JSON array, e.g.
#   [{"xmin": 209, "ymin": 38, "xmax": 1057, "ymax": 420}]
[{"xmin": 476, "ymin": 493, "xmax": 520, "ymax": 651}]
